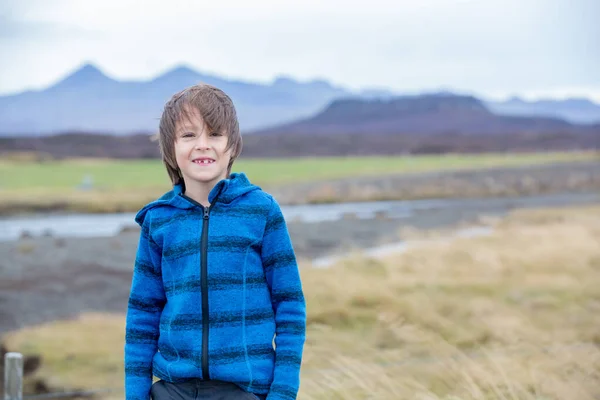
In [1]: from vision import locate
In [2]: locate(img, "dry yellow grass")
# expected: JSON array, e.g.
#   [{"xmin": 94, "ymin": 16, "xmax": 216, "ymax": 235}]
[
  {"xmin": 4, "ymin": 205, "xmax": 600, "ymax": 399},
  {"xmin": 300, "ymin": 205, "xmax": 600, "ymax": 399}
]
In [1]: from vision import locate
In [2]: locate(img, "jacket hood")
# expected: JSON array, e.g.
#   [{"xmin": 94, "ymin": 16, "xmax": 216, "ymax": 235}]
[{"xmin": 135, "ymin": 172, "xmax": 261, "ymax": 226}]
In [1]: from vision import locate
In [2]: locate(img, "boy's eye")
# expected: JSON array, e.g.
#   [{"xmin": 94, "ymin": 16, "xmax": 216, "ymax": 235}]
[
  {"xmin": 210, "ymin": 132, "xmax": 222, "ymax": 137},
  {"xmin": 182, "ymin": 132, "xmax": 194, "ymax": 138}
]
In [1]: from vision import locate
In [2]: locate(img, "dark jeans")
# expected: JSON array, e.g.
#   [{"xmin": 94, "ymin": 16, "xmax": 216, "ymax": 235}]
[{"xmin": 151, "ymin": 379, "xmax": 267, "ymax": 400}]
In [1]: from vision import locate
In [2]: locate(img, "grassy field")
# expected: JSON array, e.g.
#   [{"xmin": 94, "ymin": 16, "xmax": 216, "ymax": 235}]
[
  {"xmin": 4, "ymin": 204, "xmax": 600, "ymax": 399},
  {"xmin": 1, "ymin": 152, "xmax": 595, "ymax": 189},
  {"xmin": 0, "ymin": 151, "xmax": 597, "ymax": 214}
]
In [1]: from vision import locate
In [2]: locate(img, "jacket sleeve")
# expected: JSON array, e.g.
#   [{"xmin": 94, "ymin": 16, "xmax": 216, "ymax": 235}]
[
  {"xmin": 124, "ymin": 213, "xmax": 166, "ymax": 400},
  {"xmin": 262, "ymin": 197, "xmax": 307, "ymax": 400}
]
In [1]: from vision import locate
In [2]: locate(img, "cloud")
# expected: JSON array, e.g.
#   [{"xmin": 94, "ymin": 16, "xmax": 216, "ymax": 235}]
[
  {"xmin": 0, "ymin": 0, "xmax": 100, "ymax": 41},
  {"xmin": 0, "ymin": 15, "xmax": 98, "ymax": 40},
  {"xmin": 0, "ymin": 0, "xmax": 598, "ymax": 99}
]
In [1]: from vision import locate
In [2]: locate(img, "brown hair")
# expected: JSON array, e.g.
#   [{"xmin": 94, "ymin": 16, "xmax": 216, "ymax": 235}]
[{"xmin": 158, "ymin": 83, "xmax": 242, "ymax": 185}]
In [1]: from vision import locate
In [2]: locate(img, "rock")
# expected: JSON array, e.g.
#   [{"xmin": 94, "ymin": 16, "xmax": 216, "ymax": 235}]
[
  {"xmin": 341, "ymin": 212, "xmax": 358, "ymax": 220},
  {"xmin": 19, "ymin": 230, "xmax": 33, "ymax": 239},
  {"xmin": 374, "ymin": 210, "xmax": 389, "ymax": 220},
  {"xmin": 119, "ymin": 225, "xmax": 140, "ymax": 234}
]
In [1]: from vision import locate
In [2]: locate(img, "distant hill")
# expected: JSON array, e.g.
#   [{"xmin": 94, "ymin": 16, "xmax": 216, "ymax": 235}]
[
  {"xmin": 486, "ymin": 97, "xmax": 600, "ymax": 124},
  {"xmin": 2, "ymin": 128, "xmax": 598, "ymax": 159},
  {"xmin": 3, "ymin": 95, "xmax": 598, "ymax": 159},
  {"xmin": 0, "ymin": 63, "xmax": 349, "ymax": 135},
  {"xmin": 253, "ymin": 94, "xmax": 590, "ymax": 135}
]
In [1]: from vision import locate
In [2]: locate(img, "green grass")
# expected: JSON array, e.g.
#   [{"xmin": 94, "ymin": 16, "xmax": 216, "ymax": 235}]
[
  {"xmin": 0, "ymin": 151, "xmax": 596, "ymax": 214},
  {"xmin": 0, "ymin": 152, "xmax": 595, "ymax": 191},
  {"xmin": 0, "ymin": 158, "xmax": 169, "ymax": 191}
]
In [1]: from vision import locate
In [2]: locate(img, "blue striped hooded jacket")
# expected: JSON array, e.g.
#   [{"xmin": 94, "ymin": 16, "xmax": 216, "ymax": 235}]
[{"xmin": 124, "ymin": 173, "xmax": 306, "ymax": 400}]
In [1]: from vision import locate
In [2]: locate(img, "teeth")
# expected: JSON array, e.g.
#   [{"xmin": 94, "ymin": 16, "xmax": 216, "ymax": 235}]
[{"xmin": 195, "ymin": 160, "xmax": 213, "ymax": 164}]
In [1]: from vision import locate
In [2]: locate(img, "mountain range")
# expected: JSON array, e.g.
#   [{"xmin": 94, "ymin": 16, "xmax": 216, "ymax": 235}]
[
  {"xmin": 254, "ymin": 95, "xmax": 597, "ymax": 136},
  {"xmin": 0, "ymin": 64, "xmax": 347, "ymax": 135},
  {"xmin": 487, "ymin": 97, "xmax": 600, "ymax": 125},
  {"xmin": 0, "ymin": 63, "xmax": 599, "ymax": 136}
]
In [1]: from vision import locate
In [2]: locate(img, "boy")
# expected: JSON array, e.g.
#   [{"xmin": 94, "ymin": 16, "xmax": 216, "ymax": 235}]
[{"xmin": 124, "ymin": 84, "xmax": 306, "ymax": 400}]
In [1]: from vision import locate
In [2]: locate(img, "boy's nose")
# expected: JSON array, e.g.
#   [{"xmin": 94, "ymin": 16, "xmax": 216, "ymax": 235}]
[{"xmin": 194, "ymin": 134, "xmax": 210, "ymax": 149}]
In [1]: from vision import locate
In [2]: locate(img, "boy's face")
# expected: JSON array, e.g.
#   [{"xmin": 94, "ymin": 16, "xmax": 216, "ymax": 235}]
[{"xmin": 174, "ymin": 106, "xmax": 232, "ymax": 191}]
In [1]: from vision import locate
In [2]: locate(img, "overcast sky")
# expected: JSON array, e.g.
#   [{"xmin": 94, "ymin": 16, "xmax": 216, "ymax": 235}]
[{"xmin": 1, "ymin": 0, "xmax": 599, "ymax": 100}]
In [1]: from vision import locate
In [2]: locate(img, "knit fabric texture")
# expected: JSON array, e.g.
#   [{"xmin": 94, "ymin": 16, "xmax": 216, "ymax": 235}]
[{"xmin": 124, "ymin": 173, "xmax": 306, "ymax": 400}]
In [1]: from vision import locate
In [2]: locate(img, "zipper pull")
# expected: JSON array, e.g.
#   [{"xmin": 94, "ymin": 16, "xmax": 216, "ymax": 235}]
[{"xmin": 203, "ymin": 207, "xmax": 210, "ymax": 220}]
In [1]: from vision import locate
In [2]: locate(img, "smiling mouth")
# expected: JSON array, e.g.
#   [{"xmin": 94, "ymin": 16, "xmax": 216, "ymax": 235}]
[{"xmin": 193, "ymin": 159, "xmax": 215, "ymax": 164}]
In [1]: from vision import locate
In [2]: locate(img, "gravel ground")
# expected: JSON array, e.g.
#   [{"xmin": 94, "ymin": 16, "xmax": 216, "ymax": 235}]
[{"xmin": 269, "ymin": 160, "xmax": 600, "ymax": 204}]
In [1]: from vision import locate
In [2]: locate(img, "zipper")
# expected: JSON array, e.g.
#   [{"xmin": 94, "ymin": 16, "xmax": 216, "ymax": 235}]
[
  {"xmin": 201, "ymin": 205, "xmax": 210, "ymax": 379},
  {"xmin": 180, "ymin": 191, "xmax": 222, "ymax": 380}
]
